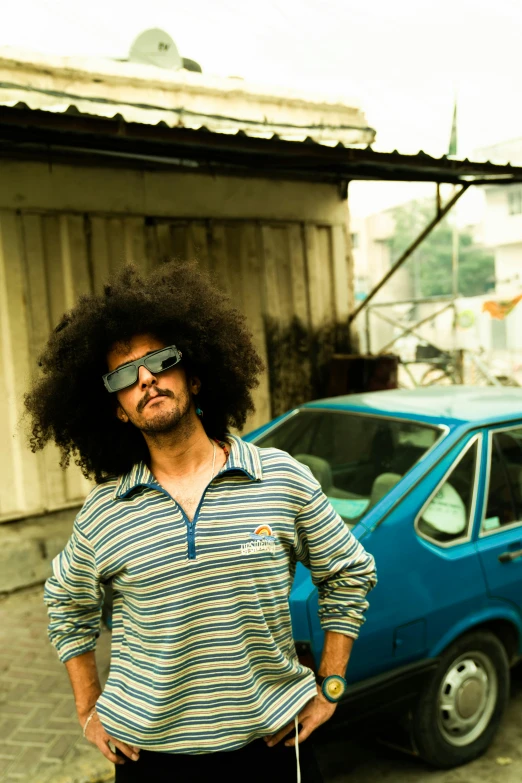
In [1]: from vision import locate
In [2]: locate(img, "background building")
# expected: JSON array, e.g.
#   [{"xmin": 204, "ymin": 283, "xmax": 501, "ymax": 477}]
[
  {"xmin": 351, "ymin": 209, "xmax": 413, "ymax": 353},
  {"xmin": 351, "ymin": 189, "xmax": 520, "ymax": 386},
  {"xmin": 479, "ymin": 138, "xmax": 522, "ymax": 357}
]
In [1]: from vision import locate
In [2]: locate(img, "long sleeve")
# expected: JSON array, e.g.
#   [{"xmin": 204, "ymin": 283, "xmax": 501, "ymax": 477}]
[
  {"xmin": 44, "ymin": 517, "xmax": 104, "ymax": 663},
  {"xmin": 294, "ymin": 487, "xmax": 377, "ymax": 638}
]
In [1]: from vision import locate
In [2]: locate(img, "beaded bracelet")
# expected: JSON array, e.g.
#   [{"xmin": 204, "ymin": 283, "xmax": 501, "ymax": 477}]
[{"xmin": 82, "ymin": 708, "xmax": 97, "ymax": 739}]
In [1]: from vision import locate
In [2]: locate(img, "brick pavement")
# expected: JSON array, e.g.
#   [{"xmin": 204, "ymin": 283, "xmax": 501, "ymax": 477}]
[{"xmin": 0, "ymin": 585, "xmax": 114, "ymax": 783}]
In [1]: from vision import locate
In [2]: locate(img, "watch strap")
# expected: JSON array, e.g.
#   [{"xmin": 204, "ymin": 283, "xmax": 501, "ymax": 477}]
[{"xmin": 316, "ymin": 673, "xmax": 347, "ymax": 703}]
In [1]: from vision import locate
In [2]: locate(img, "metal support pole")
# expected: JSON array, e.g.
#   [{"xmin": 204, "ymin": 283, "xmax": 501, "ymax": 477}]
[
  {"xmin": 372, "ymin": 308, "xmax": 452, "ymax": 357},
  {"xmin": 377, "ymin": 301, "xmax": 455, "ymax": 355},
  {"xmin": 348, "ymin": 183, "xmax": 470, "ymax": 325},
  {"xmin": 436, "ymin": 183, "xmax": 442, "ymax": 217},
  {"xmin": 371, "ymin": 294, "xmax": 454, "ymax": 308},
  {"xmin": 468, "ymin": 351, "xmax": 502, "ymax": 387}
]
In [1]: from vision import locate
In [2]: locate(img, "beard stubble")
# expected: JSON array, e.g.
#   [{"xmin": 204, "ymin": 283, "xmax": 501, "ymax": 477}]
[{"xmin": 135, "ymin": 386, "xmax": 194, "ymax": 440}]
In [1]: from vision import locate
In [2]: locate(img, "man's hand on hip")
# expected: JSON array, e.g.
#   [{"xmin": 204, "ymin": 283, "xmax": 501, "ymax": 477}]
[
  {"xmin": 264, "ymin": 688, "xmax": 336, "ymax": 748},
  {"xmin": 83, "ymin": 710, "xmax": 141, "ymax": 765}
]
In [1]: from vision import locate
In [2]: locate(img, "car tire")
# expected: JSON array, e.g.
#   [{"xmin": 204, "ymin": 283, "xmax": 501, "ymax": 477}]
[{"xmin": 411, "ymin": 631, "xmax": 509, "ymax": 768}]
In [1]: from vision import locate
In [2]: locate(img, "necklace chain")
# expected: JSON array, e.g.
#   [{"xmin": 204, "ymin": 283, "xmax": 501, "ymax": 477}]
[{"xmin": 209, "ymin": 438, "xmax": 216, "ymax": 482}]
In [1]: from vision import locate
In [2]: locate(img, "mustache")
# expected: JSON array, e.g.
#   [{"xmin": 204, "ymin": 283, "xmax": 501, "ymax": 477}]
[{"xmin": 137, "ymin": 387, "xmax": 175, "ymax": 414}]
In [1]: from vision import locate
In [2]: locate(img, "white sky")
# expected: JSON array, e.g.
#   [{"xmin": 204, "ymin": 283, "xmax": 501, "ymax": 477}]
[{"xmin": 3, "ymin": 0, "xmax": 521, "ymax": 218}]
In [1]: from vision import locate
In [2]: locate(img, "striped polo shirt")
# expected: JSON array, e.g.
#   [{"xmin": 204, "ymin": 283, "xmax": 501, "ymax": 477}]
[{"xmin": 44, "ymin": 434, "xmax": 376, "ymax": 753}]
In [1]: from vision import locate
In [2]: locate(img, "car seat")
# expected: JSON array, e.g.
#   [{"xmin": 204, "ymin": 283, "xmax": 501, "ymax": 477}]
[
  {"xmin": 369, "ymin": 472, "xmax": 402, "ymax": 507},
  {"xmin": 294, "ymin": 454, "xmax": 365, "ymax": 499}
]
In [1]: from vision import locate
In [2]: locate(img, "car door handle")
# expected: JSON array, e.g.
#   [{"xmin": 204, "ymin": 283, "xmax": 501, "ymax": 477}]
[{"xmin": 499, "ymin": 548, "xmax": 522, "ymax": 563}]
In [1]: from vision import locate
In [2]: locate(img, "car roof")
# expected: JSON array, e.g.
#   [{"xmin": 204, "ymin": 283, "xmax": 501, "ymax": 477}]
[{"xmin": 301, "ymin": 386, "xmax": 522, "ymax": 429}]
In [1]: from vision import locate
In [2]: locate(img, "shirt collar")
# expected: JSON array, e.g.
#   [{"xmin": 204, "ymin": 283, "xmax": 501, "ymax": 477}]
[
  {"xmin": 113, "ymin": 433, "xmax": 263, "ymax": 500},
  {"xmin": 114, "ymin": 461, "xmax": 156, "ymax": 500},
  {"xmin": 224, "ymin": 434, "xmax": 263, "ymax": 482}
]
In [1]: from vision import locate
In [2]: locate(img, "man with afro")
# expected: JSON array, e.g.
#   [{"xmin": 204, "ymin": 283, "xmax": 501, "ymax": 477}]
[{"xmin": 26, "ymin": 261, "xmax": 376, "ymax": 782}]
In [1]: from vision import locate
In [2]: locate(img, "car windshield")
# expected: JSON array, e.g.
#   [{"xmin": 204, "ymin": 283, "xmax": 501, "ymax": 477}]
[{"xmin": 253, "ymin": 409, "xmax": 442, "ymax": 526}]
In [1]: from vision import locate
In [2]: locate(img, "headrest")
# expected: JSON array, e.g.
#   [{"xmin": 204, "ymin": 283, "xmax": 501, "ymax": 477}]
[
  {"xmin": 294, "ymin": 454, "xmax": 333, "ymax": 493},
  {"xmin": 370, "ymin": 472, "xmax": 402, "ymax": 506}
]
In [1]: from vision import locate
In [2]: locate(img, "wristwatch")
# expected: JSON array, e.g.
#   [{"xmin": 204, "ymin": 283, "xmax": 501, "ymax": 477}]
[{"xmin": 316, "ymin": 674, "xmax": 347, "ymax": 703}]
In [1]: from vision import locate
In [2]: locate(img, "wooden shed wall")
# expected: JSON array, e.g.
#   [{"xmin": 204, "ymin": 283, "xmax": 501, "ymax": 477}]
[{"xmin": 0, "ymin": 166, "xmax": 353, "ymax": 523}]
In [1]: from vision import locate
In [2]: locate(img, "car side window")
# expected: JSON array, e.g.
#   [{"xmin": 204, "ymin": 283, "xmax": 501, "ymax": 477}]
[
  {"xmin": 417, "ymin": 438, "xmax": 479, "ymax": 545},
  {"xmin": 483, "ymin": 427, "xmax": 522, "ymax": 532}
]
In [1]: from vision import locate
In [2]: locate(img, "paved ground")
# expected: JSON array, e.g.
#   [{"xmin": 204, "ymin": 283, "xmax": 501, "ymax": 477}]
[
  {"xmin": 2, "ymin": 584, "xmax": 522, "ymax": 782},
  {"xmin": 0, "ymin": 586, "xmax": 113, "ymax": 783}
]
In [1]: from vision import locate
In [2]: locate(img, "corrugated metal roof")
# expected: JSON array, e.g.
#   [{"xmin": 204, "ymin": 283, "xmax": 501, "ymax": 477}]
[
  {"xmin": 2, "ymin": 101, "xmax": 522, "ymax": 187},
  {"xmin": 0, "ymin": 47, "xmax": 375, "ymax": 147},
  {"xmin": 1, "ymin": 49, "xmax": 522, "ymax": 186}
]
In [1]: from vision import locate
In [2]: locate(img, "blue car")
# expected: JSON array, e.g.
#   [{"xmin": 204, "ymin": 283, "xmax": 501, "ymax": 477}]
[{"xmin": 243, "ymin": 386, "xmax": 522, "ymax": 769}]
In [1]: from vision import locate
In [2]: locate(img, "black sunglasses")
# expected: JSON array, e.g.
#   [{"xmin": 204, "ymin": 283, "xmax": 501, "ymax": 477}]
[{"xmin": 102, "ymin": 345, "xmax": 182, "ymax": 393}]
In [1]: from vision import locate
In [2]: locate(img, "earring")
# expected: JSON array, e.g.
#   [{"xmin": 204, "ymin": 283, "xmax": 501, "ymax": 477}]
[{"xmin": 196, "ymin": 406, "xmax": 203, "ymax": 418}]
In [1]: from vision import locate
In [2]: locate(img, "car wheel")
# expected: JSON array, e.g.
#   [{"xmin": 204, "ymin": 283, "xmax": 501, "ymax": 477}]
[{"xmin": 411, "ymin": 631, "xmax": 509, "ymax": 768}]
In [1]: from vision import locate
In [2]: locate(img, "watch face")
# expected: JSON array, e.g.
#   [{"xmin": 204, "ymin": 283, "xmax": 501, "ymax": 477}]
[{"xmin": 322, "ymin": 675, "xmax": 346, "ymax": 702}]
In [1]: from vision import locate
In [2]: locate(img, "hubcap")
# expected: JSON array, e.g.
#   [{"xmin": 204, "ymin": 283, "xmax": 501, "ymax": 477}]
[{"xmin": 437, "ymin": 651, "xmax": 497, "ymax": 747}]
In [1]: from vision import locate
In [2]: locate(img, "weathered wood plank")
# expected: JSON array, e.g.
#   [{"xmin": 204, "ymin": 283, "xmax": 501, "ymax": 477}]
[
  {"xmin": 304, "ymin": 225, "xmax": 323, "ymax": 328},
  {"xmin": 106, "ymin": 218, "xmax": 125, "ymax": 274},
  {"xmin": 190, "ymin": 222, "xmax": 210, "ymax": 276},
  {"xmin": 42, "ymin": 215, "xmax": 66, "ymax": 329},
  {"xmin": 331, "ymin": 224, "xmax": 350, "ymax": 321},
  {"xmin": 59, "ymin": 215, "xmax": 93, "ymax": 501},
  {"xmin": 89, "ymin": 217, "xmax": 111, "ymax": 294},
  {"xmin": 260, "ymin": 225, "xmax": 280, "ymax": 322},
  {"xmin": 170, "ymin": 223, "xmax": 188, "ymax": 261},
  {"xmin": 0, "ymin": 162, "xmax": 347, "ymax": 224},
  {"xmin": 60, "ymin": 215, "xmax": 91, "ymax": 307},
  {"xmin": 156, "ymin": 223, "xmax": 172, "ymax": 261},
  {"xmin": 0, "ymin": 212, "xmax": 40, "ymax": 515},
  {"xmin": 316, "ymin": 226, "xmax": 335, "ymax": 322},
  {"xmin": 124, "ymin": 217, "xmax": 148, "ymax": 273},
  {"xmin": 239, "ymin": 223, "xmax": 271, "ymax": 430},
  {"xmin": 208, "ymin": 223, "xmax": 231, "ymax": 295},
  {"xmin": 288, "ymin": 224, "xmax": 310, "ymax": 327},
  {"xmin": 21, "ymin": 215, "xmax": 52, "ymax": 361},
  {"xmin": 20, "ymin": 215, "xmax": 67, "ymax": 511},
  {"xmin": 272, "ymin": 226, "xmax": 293, "ymax": 325},
  {"xmin": 223, "ymin": 224, "xmax": 245, "ymax": 311}
]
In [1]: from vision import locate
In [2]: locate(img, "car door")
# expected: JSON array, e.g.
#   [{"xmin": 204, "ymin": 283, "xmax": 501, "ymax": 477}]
[
  {"xmin": 254, "ymin": 409, "xmax": 485, "ymax": 681},
  {"xmin": 475, "ymin": 422, "xmax": 522, "ymax": 612},
  {"xmin": 347, "ymin": 432, "xmax": 488, "ymax": 683}
]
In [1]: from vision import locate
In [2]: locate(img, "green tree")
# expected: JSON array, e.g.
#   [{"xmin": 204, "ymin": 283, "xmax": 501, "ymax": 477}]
[{"xmin": 387, "ymin": 199, "xmax": 495, "ymax": 298}]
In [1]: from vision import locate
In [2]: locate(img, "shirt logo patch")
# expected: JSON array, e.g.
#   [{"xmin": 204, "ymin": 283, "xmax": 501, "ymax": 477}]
[
  {"xmin": 251, "ymin": 524, "xmax": 275, "ymax": 541},
  {"xmin": 240, "ymin": 524, "xmax": 276, "ymax": 555}
]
